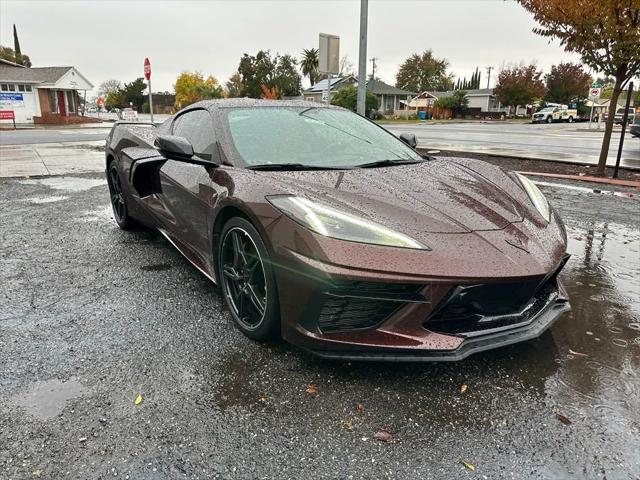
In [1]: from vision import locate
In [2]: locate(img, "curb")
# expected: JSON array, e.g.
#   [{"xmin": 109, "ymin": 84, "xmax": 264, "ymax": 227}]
[{"xmin": 518, "ymin": 171, "xmax": 640, "ymax": 189}]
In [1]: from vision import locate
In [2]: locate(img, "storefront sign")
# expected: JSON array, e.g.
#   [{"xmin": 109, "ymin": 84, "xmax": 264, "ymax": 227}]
[
  {"xmin": 0, "ymin": 110, "xmax": 15, "ymax": 120},
  {"xmin": 0, "ymin": 92, "xmax": 24, "ymax": 107}
]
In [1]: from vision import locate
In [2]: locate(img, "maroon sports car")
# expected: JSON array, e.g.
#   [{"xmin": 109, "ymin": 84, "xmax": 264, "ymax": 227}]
[{"xmin": 105, "ymin": 99, "xmax": 570, "ymax": 361}]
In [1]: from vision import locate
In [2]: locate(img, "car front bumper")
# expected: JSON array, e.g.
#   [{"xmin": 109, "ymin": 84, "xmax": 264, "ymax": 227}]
[{"xmin": 273, "ymin": 247, "xmax": 571, "ymax": 362}]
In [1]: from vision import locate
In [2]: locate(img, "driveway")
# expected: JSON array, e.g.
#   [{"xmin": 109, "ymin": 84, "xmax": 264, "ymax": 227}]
[{"xmin": 0, "ymin": 173, "xmax": 638, "ymax": 479}]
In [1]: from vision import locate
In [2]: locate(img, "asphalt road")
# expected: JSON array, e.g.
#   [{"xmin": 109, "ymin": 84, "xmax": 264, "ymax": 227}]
[
  {"xmin": 384, "ymin": 122, "xmax": 640, "ymax": 169},
  {"xmin": 0, "ymin": 173, "xmax": 639, "ymax": 479}
]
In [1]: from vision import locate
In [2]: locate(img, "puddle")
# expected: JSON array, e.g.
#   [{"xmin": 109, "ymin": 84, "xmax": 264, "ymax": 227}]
[
  {"xmin": 20, "ymin": 177, "xmax": 106, "ymax": 192},
  {"xmin": 13, "ymin": 379, "xmax": 89, "ymax": 420},
  {"xmin": 24, "ymin": 196, "xmax": 70, "ymax": 204}
]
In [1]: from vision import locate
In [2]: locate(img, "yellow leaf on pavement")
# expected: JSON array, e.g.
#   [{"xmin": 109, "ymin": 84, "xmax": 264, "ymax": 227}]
[
  {"xmin": 461, "ymin": 460, "xmax": 475, "ymax": 471},
  {"xmin": 134, "ymin": 394, "xmax": 143, "ymax": 405}
]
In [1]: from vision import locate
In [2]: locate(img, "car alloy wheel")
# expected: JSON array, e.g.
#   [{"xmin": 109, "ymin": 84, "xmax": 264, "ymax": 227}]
[
  {"xmin": 546, "ymin": 116, "xmax": 552, "ymax": 124},
  {"xmin": 568, "ymin": 116, "xmax": 573, "ymax": 123},
  {"xmin": 219, "ymin": 218, "xmax": 280, "ymax": 340}
]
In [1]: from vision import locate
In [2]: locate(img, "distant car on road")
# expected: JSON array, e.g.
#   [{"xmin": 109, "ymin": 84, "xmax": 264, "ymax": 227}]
[
  {"xmin": 532, "ymin": 105, "xmax": 577, "ymax": 124},
  {"xmin": 104, "ymin": 98, "xmax": 571, "ymax": 361},
  {"xmin": 607, "ymin": 107, "xmax": 636, "ymax": 126}
]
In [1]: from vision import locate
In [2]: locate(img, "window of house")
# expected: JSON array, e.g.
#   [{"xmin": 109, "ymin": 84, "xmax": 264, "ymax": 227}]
[
  {"xmin": 18, "ymin": 85, "xmax": 25, "ymax": 92},
  {"xmin": 0, "ymin": 84, "xmax": 8, "ymax": 91},
  {"xmin": 7, "ymin": 84, "xmax": 15, "ymax": 91},
  {"xmin": 25, "ymin": 85, "xmax": 32, "ymax": 92}
]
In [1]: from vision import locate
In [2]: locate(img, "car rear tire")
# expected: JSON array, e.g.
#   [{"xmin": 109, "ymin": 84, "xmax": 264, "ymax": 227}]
[
  {"xmin": 546, "ymin": 116, "xmax": 553, "ymax": 124},
  {"xmin": 218, "ymin": 217, "xmax": 280, "ymax": 341},
  {"xmin": 107, "ymin": 160, "xmax": 135, "ymax": 230},
  {"xmin": 568, "ymin": 116, "xmax": 574, "ymax": 123}
]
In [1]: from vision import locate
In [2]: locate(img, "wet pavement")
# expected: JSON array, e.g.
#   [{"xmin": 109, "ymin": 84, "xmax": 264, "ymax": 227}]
[
  {"xmin": 0, "ymin": 173, "xmax": 639, "ymax": 479},
  {"xmin": 384, "ymin": 122, "xmax": 640, "ymax": 169}
]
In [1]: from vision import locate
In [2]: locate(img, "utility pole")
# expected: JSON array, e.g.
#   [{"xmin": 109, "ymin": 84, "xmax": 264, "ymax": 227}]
[
  {"xmin": 486, "ymin": 66, "xmax": 493, "ymax": 89},
  {"xmin": 356, "ymin": 0, "xmax": 368, "ymax": 116},
  {"xmin": 369, "ymin": 57, "xmax": 378, "ymax": 80}
]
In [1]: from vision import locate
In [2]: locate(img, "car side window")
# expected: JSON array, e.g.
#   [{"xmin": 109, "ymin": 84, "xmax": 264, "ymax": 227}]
[{"xmin": 172, "ymin": 109, "xmax": 216, "ymax": 160}]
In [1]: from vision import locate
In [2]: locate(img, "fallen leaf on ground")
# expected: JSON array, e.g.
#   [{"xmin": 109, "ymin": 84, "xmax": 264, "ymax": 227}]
[
  {"xmin": 343, "ymin": 419, "xmax": 353, "ymax": 430},
  {"xmin": 79, "ymin": 437, "xmax": 87, "ymax": 443},
  {"xmin": 304, "ymin": 385, "xmax": 318, "ymax": 396},
  {"xmin": 556, "ymin": 412, "xmax": 572, "ymax": 425},
  {"xmin": 355, "ymin": 402, "xmax": 363, "ymax": 414},
  {"xmin": 460, "ymin": 384, "xmax": 468, "ymax": 394},
  {"xmin": 574, "ymin": 236, "xmax": 584, "ymax": 241},
  {"xmin": 32, "ymin": 469, "xmax": 44, "ymax": 477},
  {"xmin": 460, "ymin": 460, "xmax": 475, "ymax": 471},
  {"xmin": 134, "ymin": 394, "xmax": 143, "ymax": 405},
  {"xmin": 568, "ymin": 349, "xmax": 588, "ymax": 357},
  {"xmin": 373, "ymin": 429, "xmax": 394, "ymax": 443}
]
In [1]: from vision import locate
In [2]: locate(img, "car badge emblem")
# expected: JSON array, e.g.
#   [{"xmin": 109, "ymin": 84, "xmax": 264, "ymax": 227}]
[{"xmin": 506, "ymin": 237, "xmax": 529, "ymax": 253}]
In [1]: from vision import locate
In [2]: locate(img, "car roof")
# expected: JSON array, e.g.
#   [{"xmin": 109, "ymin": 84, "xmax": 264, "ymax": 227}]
[{"xmin": 188, "ymin": 98, "xmax": 341, "ymax": 110}]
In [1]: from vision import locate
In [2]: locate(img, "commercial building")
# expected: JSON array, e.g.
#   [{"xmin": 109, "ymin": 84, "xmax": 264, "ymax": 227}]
[{"xmin": 0, "ymin": 58, "xmax": 94, "ymax": 124}]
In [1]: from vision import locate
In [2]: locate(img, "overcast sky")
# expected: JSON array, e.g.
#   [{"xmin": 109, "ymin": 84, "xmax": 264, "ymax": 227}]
[{"xmin": 1, "ymin": 0, "xmax": 583, "ymax": 95}]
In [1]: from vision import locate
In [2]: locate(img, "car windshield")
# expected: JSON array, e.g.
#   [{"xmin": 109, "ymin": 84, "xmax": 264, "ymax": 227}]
[
  {"xmin": 538, "ymin": 107, "xmax": 554, "ymax": 112},
  {"xmin": 223, "ymin": 107, "xmax": 422, "ymax": 168}
]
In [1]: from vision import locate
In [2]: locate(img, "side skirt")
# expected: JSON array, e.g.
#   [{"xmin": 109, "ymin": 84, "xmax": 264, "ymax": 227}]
[{"xmin": 157, "ymin": 228, "xmax": 218, "ymax": 284}]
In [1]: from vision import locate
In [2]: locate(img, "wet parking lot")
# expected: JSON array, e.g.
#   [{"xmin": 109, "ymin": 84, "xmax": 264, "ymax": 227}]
[{"xmin": 0, "ymin": 173, "xmax": 639, "ymax": 479}]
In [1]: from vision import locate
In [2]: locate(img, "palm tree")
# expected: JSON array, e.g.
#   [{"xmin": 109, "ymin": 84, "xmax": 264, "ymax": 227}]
[{"xmin": 300, "ymin": 48, "xmax": 319, "ymax": 86}]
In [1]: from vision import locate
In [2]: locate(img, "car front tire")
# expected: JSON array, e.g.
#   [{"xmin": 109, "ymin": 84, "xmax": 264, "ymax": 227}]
[
  {"xmin": 107, "ymin": 160, "xmax": 135, "ymax": 230},
  {"xmin": 218, "ymin": 217, "xmax": 280, "ymax": 341},
  {"xmin": 546, "ymin": 116, "xmax": 553, "ymax": 124}
]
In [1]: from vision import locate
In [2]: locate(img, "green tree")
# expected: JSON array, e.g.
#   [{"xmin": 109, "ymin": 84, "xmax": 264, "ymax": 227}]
[
  {"xmin": 517, "ymin": 0, "xmax": 640, "ymax": 175},
  {"xmin": 0, "ymin": 45, "xmax": 31, "ymax": 67},
  {"xmin": 300, "ymin": 48, "xmax": 319, "ymax": 86},
  {"xmin": 434, "ymin": 90, "xmax": 469, "ymax": 116},
  {"xmin": 173, "ymin": 72, "xmax": 224, "ymax": 109},
  {"xmin": 494, "ymin": 64, "xmax": 546, "ymax": 114},
  {"xmin": 237, "ymin": 50, "xmax": 301, "ymax": 98},
  {"xmin": 121, "ymin": 78, "xmax": 147, "ymax": 110},
  {"xmin": 545, "ymin": 62, "xmax": 592, "ymax": 104},
  {"xmin": 225, "ymin": 72, "xmax": 244, "ymax": 97},
  {"xmin": 395, "ymin": 50, "xmax": 454, "ymax": 92},
  {"xmin": 330, "ymin": 85, "xmax": 379, "ymax": 116}
]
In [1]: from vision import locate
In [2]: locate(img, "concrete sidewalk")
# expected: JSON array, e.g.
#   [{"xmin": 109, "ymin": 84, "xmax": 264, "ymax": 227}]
[{"xmin": 0, "ymin": 141, "xmax": 104, "ymax": 177}]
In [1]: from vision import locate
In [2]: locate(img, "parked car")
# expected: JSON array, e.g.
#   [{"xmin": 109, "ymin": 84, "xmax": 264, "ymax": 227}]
[
  {"xmin": 532, "ymin": 105, "xmax": 577, "ymax": 124},
  {"xmin": 105, "ymin": 99, "xmax": 571, "ymax": 361},
  {"xmin": 609, "ymin": 107, "xmax": 636, "ymax": 125}
]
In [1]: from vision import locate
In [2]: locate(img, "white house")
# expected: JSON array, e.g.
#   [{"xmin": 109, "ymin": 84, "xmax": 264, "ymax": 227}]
[{"xmin": 0, "ymin": 58, "xmax": 94, "ymax": 124}]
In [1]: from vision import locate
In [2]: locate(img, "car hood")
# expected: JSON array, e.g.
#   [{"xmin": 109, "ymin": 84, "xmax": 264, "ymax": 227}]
[{"xmin": 263, "ymin": 160, "xmax": 526, "ymax": 234}]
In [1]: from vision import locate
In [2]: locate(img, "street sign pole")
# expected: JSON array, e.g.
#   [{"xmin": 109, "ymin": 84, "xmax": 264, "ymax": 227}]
[
  {"xmin": 356, "ymin": 0, "xmax": 368, "ymax": 116},
  {"xmin": 613, "ymin": 82, "xmax": 634, "ymax": 179},
  {"xmin": 144, "ymin": 58, "xmax": 154, "ymax": 123}
]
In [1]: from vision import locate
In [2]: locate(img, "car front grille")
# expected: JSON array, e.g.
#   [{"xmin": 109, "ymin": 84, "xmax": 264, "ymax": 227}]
[
  {"xmin": 317, "ymin": 281, "xmax": 424, "ymax": 333},
  {"xmin": 425, "ymin": 255, "xmax": 569, "ymax": 337}
]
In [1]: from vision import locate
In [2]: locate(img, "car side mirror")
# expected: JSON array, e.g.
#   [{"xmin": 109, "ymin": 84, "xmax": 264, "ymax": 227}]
[
  {"xmin": 399, "ymin": 133, "xmax": 417, "ymax": 149},
  {"xmin": 154, "ymin": 134, "xmax": 194, "ymax": 161}
]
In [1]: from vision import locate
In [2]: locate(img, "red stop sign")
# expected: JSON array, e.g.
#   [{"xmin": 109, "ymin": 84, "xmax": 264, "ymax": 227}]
[{"xmin": 144, "ymin": 58, "xmax": 151, "ymax": 80}]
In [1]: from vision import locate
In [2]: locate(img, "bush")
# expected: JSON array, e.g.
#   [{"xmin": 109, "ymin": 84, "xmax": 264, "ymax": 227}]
[
  {"xmin": 330, "ymin": 85, "xmax": 379, "ymax": 116},
  {"xmin": 141, "ymin": 102, "xmax": 150, "ymax": 114}
]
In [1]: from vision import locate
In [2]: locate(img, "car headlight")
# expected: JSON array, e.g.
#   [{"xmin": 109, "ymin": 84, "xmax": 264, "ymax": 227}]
[
  {"xmin": 515, "ymin": 173, "xmax": 551, "ymax": 221},
  {"xmin": 267, "ymin": 195, "xmax": 429, "ymax": 250}
]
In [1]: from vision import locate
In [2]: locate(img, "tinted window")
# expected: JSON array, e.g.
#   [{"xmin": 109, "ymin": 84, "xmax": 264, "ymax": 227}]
[
  {"xmin": 224, "ymin": 107, "xmax": 421, "ymax": 168},
  {"xmin": 172, "ymin": 109, "xmax": 216, "ymax": 160}
]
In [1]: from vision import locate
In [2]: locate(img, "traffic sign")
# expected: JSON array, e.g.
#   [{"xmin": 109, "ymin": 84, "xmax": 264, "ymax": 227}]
[
  {"xmin": 144, "ymin": 57, "xmax": 151, "ymax": 81},
  {"xmin": 588, "ymin": 87, "xmax": 601, "ymax": 99},
  {"xmin": 591, "ymin": 82, "xmax": 601, "ymax": 88}
]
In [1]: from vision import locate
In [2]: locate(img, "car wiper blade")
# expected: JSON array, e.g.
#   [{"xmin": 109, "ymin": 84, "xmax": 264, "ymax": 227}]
[
  {"xmin": 355, "ymin": 158, "xmax": 425, "ymax": 168},
  {"xmin": 246, "ymin": 163, "xmax": 348, "ymax": 171}
]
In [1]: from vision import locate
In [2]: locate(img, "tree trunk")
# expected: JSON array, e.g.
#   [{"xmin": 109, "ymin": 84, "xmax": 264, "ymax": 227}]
[{"xmin": 596, "ymin": 77, "xmax": 623, "ymax": 176}]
